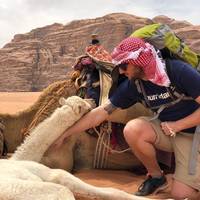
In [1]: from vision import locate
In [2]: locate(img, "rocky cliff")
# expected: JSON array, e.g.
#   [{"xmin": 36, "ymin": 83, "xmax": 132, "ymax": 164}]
[{"xmin": 0, "ymin": 13, "xmax": 200, "ymax": 91}]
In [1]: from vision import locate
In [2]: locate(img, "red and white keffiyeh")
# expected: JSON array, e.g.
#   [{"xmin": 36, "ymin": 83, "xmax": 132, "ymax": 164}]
[{"xmin": 111, "ymin": 37, "xmax": 170, "ymax": 87}]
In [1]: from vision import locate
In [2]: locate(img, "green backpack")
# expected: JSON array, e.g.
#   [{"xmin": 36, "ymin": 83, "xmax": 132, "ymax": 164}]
[{"xmin": 131, "ymin": 23, "xmax": 200, "ymax": 69}]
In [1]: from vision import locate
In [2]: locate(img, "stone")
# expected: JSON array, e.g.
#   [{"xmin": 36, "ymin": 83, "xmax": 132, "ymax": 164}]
[{"xmin": 0, "ymin": 13, "xmax": 200, "ymax": 91}]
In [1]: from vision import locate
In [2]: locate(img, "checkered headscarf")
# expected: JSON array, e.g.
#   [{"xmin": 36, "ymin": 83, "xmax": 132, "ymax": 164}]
[{"xmin": 111, "ymin": 37, "xmax": 170, "ymax": 87}]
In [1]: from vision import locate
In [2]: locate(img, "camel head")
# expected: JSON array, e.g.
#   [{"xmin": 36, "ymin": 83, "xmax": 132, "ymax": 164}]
[{"xmin": 59, "ymin": 96, "xmax": 94, "ymax": 116}]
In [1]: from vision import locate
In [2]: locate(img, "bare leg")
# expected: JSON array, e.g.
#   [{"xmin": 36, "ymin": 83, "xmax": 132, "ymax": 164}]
[
  {"xmin": 123, "ymin": 118, "xmax": 162, "ymax": 176},
  {"xmin": 171, "ymin": 179, "xmax": 198, "ymax": 200},
  {"xmin": 190, "ymin": 192, "xmax": 200, "ymax": 200}
]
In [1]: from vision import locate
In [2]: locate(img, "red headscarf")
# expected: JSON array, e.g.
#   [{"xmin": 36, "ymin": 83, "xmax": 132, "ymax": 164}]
[{"xmin": 111, "ymin": 37, "xmax": 170, "ymax": 87}]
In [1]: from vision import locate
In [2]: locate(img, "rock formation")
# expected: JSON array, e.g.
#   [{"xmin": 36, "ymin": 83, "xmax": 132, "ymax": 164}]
[{"xmin": 0, "ymin": 13, "xmax": 200, "ymax": 91}]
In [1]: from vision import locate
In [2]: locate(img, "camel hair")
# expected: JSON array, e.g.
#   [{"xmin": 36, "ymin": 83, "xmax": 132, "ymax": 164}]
[
  {"xmin": 0, "ymin": 79, "xmax": 151, "ymax": 171},
  {"xmin": 0, "ymin": 96, "xmax": 156, "ymax": 200}
]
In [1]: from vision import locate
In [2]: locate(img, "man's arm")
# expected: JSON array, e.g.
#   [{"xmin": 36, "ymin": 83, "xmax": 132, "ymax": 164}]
[
  {"xmin": 174, "ymin": 96, "xmax": 200, "ymax": 131},
  {"xmin": 52, "ymin": 100, "xmax": 117, "ymax": 147}
]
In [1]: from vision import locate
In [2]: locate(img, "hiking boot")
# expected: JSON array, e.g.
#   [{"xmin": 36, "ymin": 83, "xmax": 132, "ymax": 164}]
[{"xmin": 134, "ymin": 173, "xmax": 168, "ymax": 196}]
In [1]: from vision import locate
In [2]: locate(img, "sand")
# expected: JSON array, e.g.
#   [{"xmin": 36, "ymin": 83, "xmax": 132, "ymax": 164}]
[
  {"xmin": 0, "ymin": 92, "xmax": 172, "ymax": 199},
  {"xmin": 0, "ymin": 92, "xmax": 41, "ymax": 114}
]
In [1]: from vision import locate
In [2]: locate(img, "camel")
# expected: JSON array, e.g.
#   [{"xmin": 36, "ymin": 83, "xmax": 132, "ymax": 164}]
[
  {"xmin": 0, "ymin": 78, "xmax": 152, "ymax": 172},
  {"xmin": 0, "ymin": 119, "xmax": 4, "ymax": 156},
  {"xmin": 0, "ymin": 95, "xmax": 156, "ymax": 200},
  {"xmin": 10, "ymin": 96, "xmax": 94, "ymax": 162}
]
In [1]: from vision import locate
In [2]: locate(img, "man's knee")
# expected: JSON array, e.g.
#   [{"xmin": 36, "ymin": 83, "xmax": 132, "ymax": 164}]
[
  {"xmin": 171, "ymin": 190, "xmax": 190, "ymax": 200},
  {"xmin": 123, "ymin": 118, "xmax": 155, "ymax": 143},
  {"xmin": 171, "ymin": 181, "xmax": 197, "ymax": 200},
  {"xmin": 123, "ymin": 118, "xmax": 143, "ymax": 138}
]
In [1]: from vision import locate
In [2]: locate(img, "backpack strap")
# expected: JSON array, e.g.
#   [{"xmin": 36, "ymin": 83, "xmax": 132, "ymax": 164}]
[
  {"xmin": 134, "ymin": 59, "xmax": 193, "ymax": 120},
  {"xmin": 135, "ymin": 78, "xmax": 188, "ymax": 120},
  {"xmin": 150, "ymin": 93, "xmax": 186, "ymax": 121},
  {"xmin": 165, "ymin": 59, "xmax": 193, "ymax": 101},
  {"xmin": 109, "ymin": 67, "xmax": 127, "ymax": 98},
  {"xmin": 134, "ymin": 79, "xmax": 150, "ymax": 108},
  {"xmin": 197, "ymin": 55, "xmax": 200, "ymax": 72},
  {"xmin": 188, "ymin": 125, "xmax": 200, "ymax": 175}
]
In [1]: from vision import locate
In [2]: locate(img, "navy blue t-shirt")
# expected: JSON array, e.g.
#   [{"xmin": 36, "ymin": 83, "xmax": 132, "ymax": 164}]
[{"xmin": 110, "ymin": 59, "xmax": 200, "ymax": 133}]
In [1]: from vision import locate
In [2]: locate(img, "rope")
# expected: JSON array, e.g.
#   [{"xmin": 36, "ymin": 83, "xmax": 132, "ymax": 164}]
[
  {"xmin": 101, "ymin": 122, "xmax": 111, "ymax": 168},
  {"xmin": 93, "ymin": 121, "xmax": 131, "ymax": 159},
  {"xmin": 93, "ymin": 123, "xmax": 111, "ymax": 169},
  {"xmin": 93, "ymin": 128, "xmax": 103, "ymax": 168}
]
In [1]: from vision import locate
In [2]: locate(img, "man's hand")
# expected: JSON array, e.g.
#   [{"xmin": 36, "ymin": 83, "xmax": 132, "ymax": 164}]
[{"xmin": 160, "ymin": 121, "xmax": 180, "ymax": 137}]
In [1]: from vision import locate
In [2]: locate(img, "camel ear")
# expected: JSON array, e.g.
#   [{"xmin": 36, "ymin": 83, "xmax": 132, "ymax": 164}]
[{"xmin": 59, "ymin": 97, "xmax": 66, "ymax": 106}]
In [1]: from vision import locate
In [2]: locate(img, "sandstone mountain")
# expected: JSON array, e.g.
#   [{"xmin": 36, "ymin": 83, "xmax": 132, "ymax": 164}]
[{"xmin": 0, "ymin": 13, "xmax": 200, "ymax": 91}]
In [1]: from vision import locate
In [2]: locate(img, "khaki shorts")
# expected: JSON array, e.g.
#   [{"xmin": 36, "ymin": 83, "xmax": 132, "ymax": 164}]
[{"xmin": 141, "ymin": 117, "xmax": 200, "ymax": 191}]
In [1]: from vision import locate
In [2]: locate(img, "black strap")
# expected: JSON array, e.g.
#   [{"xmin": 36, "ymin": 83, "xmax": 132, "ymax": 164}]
[
  {"xmin": 134, "ymin": 79, "xmax": 150, "ymax": 108},
  {"xmin": 95, "ymin": 63, "xmax": 111, "ymax": 74},
  {"xmin": 134, "ymin": 60, "xmax": 193, "ymax": 118},
  {"xmin": 109, "ymin": 67, "xmax": 127, "ymax": 98},
  {"xmin": 165, "ymin": 59, "xmax": 193, "ymax": 100},
  {"xmin": 165, "ymin": 59, "xmax": 185, "ymax": 99},
  {"xmin": 197, "ymin": 55, "xmax": 200, "ymax": 72}
]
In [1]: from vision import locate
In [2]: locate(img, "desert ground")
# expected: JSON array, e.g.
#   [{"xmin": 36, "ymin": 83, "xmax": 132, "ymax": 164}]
[
  {"xmin": 0, "ymin": 92, "xmax": 41, "ymax": 114},
  {"xmin": 0, "ymin": 92, "xmax": 172, "ymax": 199}
]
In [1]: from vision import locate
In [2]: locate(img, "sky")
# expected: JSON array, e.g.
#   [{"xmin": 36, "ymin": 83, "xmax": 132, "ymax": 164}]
[{"xmin": 0, "ymin": 0, "xmax": 199, "ymax": 48}]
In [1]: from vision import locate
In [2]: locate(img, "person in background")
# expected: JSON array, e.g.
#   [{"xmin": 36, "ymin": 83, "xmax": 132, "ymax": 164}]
[
  {"xmin": 91, "ymin": 33, "xmax": 100, "ymax": 45},
  {"xmin": 52, "ymin": 37, "xmax": 200, "ymax": 199}
]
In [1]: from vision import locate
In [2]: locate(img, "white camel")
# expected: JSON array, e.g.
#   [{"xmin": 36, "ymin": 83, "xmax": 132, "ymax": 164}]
[{"xmin": 0, "ymin": 96, "xmax": 158, "ymax": 200}]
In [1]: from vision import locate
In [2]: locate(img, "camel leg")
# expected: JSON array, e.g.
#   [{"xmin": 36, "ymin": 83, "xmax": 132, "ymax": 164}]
[
  {"xmin": 23, "ymin": 161, "xmax": 145, "ymax": 200},
  {"xmin": 41, "ymin": 131, "xmax": 95, "ymax": 172},
  {"xmin": 0, "ymin": 179, "xmax": 75, "ymax": 200},
  {"xmin": 41, "ymin": 135, "xmax": 76, "ymax": 171},
  {"xmin": 42, "ymin": 168, "xmax": 153, "ymax": 200},
  {"xmin": 73, "ymin": 132, "xmax": 97, "ymax": 170}
]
